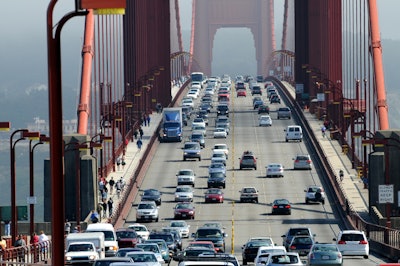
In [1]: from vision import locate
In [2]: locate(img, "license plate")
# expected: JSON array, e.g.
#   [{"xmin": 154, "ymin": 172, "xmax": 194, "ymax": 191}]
[
  {"xmin": 182, "ymin": 214, "xmax": 186, "ymax": 217},
  {"xmin": 145, "ymin": 216, "xmax": 149, "ymax": 219},
  {"xmin": 279, "ymin": 206, "xmax": 283, "ymax": 208},
  {"xmin": 322, "ymin": 255, "xmax": 330, "ymax": 260}
]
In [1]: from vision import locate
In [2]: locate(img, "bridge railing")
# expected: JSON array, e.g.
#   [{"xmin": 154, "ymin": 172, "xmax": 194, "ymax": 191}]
[{"xmin": 270, "ymin": 76, "xmax": 400, "ymax": 262}]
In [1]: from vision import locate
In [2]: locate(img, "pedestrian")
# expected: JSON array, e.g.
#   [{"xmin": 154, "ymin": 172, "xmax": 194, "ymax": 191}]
[
  {"xmin": 31, "ymin": 232, "xmax": 39, "ymax": 244},
  {"xmin": 90, "ymin": 210, "xmax": 99, "ymax": 223},
  {"xmin": 107, "ymin": 198, "xmax": 114, "ymax": 217},
  {"xmin": 72, "ymin": 226, "xmax": 79, "ymax": 233},
  {"xmin": 101, "ymin": 187, "xmax": 108, "ymax": 204},
  {"xmin": 121, "ymin": 155, "xmax": 126, "ymax": 169},
  {"xmin": 108, "ymin": 177, "xmax": 115, "ymax": 195},
  {"xmin": 139, "ymin": 127, "xmax": 144, "ymax": 139},
  {"xmin": 321, "ymin": 125, "xmax": 326, "ymax": 138},
  {"xmin": 4, "ymin": 220, "xmax": 10, "ymax": 236},
  {"xmin": 14, "ymin": 234, "xmax": 26, "ymax": 262},
  {"xmin": 137, "ymin": 138, "xmax": 143, "ymax": 150},
  {"xmin": 64, "ymin": 219, "xmax": 71, "ymax": 235},
  {"xmin": 339, "ymin": 169, "xmax": 344, "ymax": 182},
  {"xmin": 99, "ymin": 179, "xmax": 105, "ymax": 194},
  {"xmin": 116, "ymin": 155, "xmax": 122, "ymax": 171},
  {"xmin": 102, "ymin": 200, "xmax": 108, "ymax": 217},
  {"xmin": 143, "ymin": 114, "xmax": 147, "ymax": 126},
  {"xmin": 97, "ymin": 203, "xmax": 104, "ymax": 220},
  {"xmin": 115, "ymin": 180, "xmax": 122, "ymax": 198},
  {"xmin": 133, "ymin": 129, "xmax": 138, "ymax": 140},
  {"xmin": 38, "ymin": 230, "xmax": 49, "ymax": 258},
  {"xmin": 146, "ymin": 115, "xmax": 151, "ymax": 126},
  {"xmin": 0, "ymin": 236, "xmax": 7, "ymax": 261}
]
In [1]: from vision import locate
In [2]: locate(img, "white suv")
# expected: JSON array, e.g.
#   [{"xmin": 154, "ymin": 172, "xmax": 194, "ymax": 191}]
[
  {"xmin": 304, "ymin": 185, "xmax": 326, "ymax": 205},
  {"xmin": 213, "ymin": 144, "xmax": 229, "ymax": 159},
  {"xmin": 334, "ymin": 230, "xmax": 369, "ymax": 258},
  {"xmin": 284, "ymin": 125, "xmax": 303, "ymax": 142}
]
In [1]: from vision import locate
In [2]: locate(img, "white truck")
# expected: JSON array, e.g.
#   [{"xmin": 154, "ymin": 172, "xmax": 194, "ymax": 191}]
[{"xmin": 65, "ymin": 232, "xmax": 105, "ymax": 264}]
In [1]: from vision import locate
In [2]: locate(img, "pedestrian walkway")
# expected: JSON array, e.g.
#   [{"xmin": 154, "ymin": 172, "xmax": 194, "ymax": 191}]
[
  {"xmin": 99, "ymin": 86, "xmax": 181, "ymax": 223},
  {"xmin": 282, "ymin": 81, "xmax": 370, "ymax": 221}
]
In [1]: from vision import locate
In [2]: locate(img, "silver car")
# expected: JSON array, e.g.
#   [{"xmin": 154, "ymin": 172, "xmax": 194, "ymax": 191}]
[{"xmin": 293, "ymin": 154, "xmax": 312, "ymax": 170}]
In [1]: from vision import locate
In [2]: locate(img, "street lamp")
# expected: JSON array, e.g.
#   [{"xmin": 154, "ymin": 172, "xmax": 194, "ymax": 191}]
[
  {"xmin": 0, "ymin": 122, "xmax": 11, "ymax": 131},
  {"xmin": 10, "ymin": 129, "xmax": 40, "ymax": 242},
  {"xmin": 29, "ymin": 134, "xmax": 50, "ymax": 237}
]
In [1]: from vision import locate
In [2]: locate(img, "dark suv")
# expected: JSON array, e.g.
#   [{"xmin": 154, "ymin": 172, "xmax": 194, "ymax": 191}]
[
  {"xmin": 217, "ymin": 104, "xmax": 229, "ymax": 117},
  {"xmin": 281, "ymin": 227, "xmax": 316, "ymax": 250},
  {"xmin": 239, "ymin": 151, "xmax": 257, "ymax": 170},
  {"xmin": 251, "ymin": 85, "xmax": 262, "ymax": 95},
  {"xmin": 149, "ymin": 231, "xmax": 179, "ymax": 252},
  {"xmin": 191, "ymin": 227, "xmax": 228, "ymax": 253}
]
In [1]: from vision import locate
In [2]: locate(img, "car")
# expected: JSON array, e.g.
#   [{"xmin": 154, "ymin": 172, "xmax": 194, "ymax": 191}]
[
  {"xmin": 248, "ymin": 237, "xmax": 275, "ymax": 246},
  {"xmin": 174, "ymin": 202, "xmax": 196, "ymax": 220},
  {"xmin": 252, "ymin": 96, "xmax": 262, "ymax": 104},
  {"xmin": 265, "ymin": 163, "xmax": 284, "ymax": 178},
  {"xmin": 175, "ymin": 185, "xmax": 194, "ymax": 202},
  {"xmin": 208, "ymin": 162, "xmax": 226, "ymax": 175},
  {"xmin": 253, "ymin": 99, "xmax": 264, "ymax": 109},
  {"xmin": 183, "ymin": 142, "xmax": 202, "ymax": 161},
  {"xmin": 134, "ymin": 243, "xmax": 164, "ymax": 263},
  {"xmin": 168, "ymin": 220, "xmax": 191, "ymax": 238},
  {"xmin": 187, "ymin": 90, "xmax": 199, "ymax": 99},
  {"xmin": 192, "ymin": 117, "xmax": 206, "ymax": 128},
  {"xmin": 281, "ymin": 227, "xmax": 316, "ymax": 250},
  {"xmin": 141, "ymin": 189, "xmax": 162, "ymax": 206},
  {"xmin": 270, "ymin": 95, "xmax": 281, "ymax": 104},
  {"xmin": 293, "ymin": 154, "xmax": 312, "ymax": 170},
  {"xmin": 258, "ymin": 105, "xmax": 270, "ymax": 114},
  {"xmin": 215, "ymin": 116, "xmax": 230, "ymax": 128},
  {"xmin": 304, "ymin": 185, "xmax": 326, "ymax": 204},
  {"xmin": 200, "ymin": 102, "xmax": 212, "ymax": 113},
  {"xmin": 211, "ymin": 151, "xmax": 227, "ymax": 165},
  {"xmin": 259, "ymin": 115, "xmax": 272, "ymax": 126},
  {"xmin": 145, "ymin": 238, "xmax": 171, "ymax": 262},
  {"xmin": 242, "ymin": 239, "xmax": 274, "ymax": 265},
  {"xmin": 125, "ymin": 251, "xmax": 163, "ymax": 265},
  {"xmin": 191, "ymin": 227, "xmax": 228, "ymax": 253},
  {"xmin": 190, "ymin": 131, "xmax": 205, "ymax": 148},
  {"xmin": 285, "ymin": 125, "xmax": 303, "ymax": 142},
  {"xmin": 213, "ymin": 128, "xmax": 227, "ymax": 138},
  {"xmin": 197, "ymin": 110, "xmax": 209, "ymax": 125},
  {"xmin": 207, "ymin": 172, "xmax": 226, "ymax": 189},
  {"xmin": 115, "ymin": 247, "xmax": 144, "ymax": 257},
  {"xmin": 187, "ymin": 241, "xmax": 215, "ymax": 251},
  {"xmin": 181, "ymin": 98, "xmax": 194, "ymax": 108},
  {"xmin": 239, "ymin": 151, "xmax": 257, "ymax": 170},
  {"xmin": 115, "ymin": 228, "xmax": 142, "ymax": 248},
  {"xmin": 161, "ymin": 227, "xmax": 183, "ymax": 251},
  {"xmin": 271, "ymin": 199, "xmax": 291, "ymax": 215},
  {"xmin": 287, "ymin": 235, "xmax": 314, "ymax": 256},
  {"xmin": 239, "ymin": 187, "xmax": 259, "ymax": 203},
  {"xmin": 251, "ymin": 85, "xmax": 262, "ymax": 95},
  {"xmin": 219, "ymin": 124, "xmax": 230, "ymax": 135},
  {"xmin": 204, "ymin": 188, "xmax": 224, "ymax": 203},
  {"xmin": 176, "ymin": 169, "xmax": 196, "ymax": 187},
  {"xmin": 306, "ymin": 243, "xmax": 343, "ymax": 266},
  {"xmin": 217, "ymin": 104, "xmax": 229, "ymax": 116},
  {"xmin": 136, "ymin": 201, "xmax": 159, "ymax": 222},
  {"xmin": 202, "ymin": 222, "xmax": 226, "ymax": 234},
  {"xmin": 173, "ymin": 246, "xmax": 217, "ymax": 262},
  {"xmin": 265, "ymin": 252, "xmax": 303, "ymax": 265},
  {"xmin": 148, "ymin": 231, "xmax": 179, "ymax": 252},
  {"xmin": 334, "ymin": 230, "xmax": 369, "ymax": 258},
  {"xmin": 254, "ymin": 246, "xmax": 287, "ymax": 266},
  {"xmin": 192, "ymin": 125, "xmax": 207, "ymax": 137},
  {"xmin": 277, "ymin": 107, "xmax": 291, "ymax": 119},
  {"xmin": 212, "ymin": 144, "xmax": 229, "ymax": 159},
  {"xmin": 128, "ymin": 223, "xmax": 150, "ymax": 240},
  {"xmin": 93, "ymin": 257, "xmax": 133, "ymax": 266},
  {"xmin": 237, "ymin": 89, "xmax": 247, "ymax": 97}
]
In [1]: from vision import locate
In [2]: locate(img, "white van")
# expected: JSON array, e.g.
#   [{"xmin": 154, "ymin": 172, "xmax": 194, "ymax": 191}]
[
  {"xmin": 85, "ymin": 223, "xmax": 118, "ymax": 257},
  {"xmin": 65, "ymin": 232, "xmax": 105, "ymax": 264},
  {"xmin": 284, "ymin": 125, "xmax": 303, "ymax": 142}
]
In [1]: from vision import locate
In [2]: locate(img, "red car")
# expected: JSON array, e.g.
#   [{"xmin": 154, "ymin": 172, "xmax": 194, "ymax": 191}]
[
  {"xmin": 174, "ymin": 202, "xmax": 195, "ymax": 219},
  {"xmin": 115, "ymin": 228, "xmax": 142, "ymax": 248},
  {"xmin": 237, "ymin": 89, "xmax": 247, "ymax": 97},
  {"xmin": 204, "ymin": 188, "xmax": 224, "ymax": 203}
]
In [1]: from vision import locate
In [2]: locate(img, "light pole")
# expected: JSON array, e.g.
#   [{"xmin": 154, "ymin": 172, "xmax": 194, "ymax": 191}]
[
  {"xmin": 10, "ymin": 129, "xmax": 40, "ymax": 242},
  {"xmin": 29, "ymin": 134, "xmax": 50, "ymax": 237}
]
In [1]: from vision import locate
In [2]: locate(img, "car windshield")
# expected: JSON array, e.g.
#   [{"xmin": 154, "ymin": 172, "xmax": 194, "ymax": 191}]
[
  {"xmin": 176, "ymin": 187, "xmax": 191, "ymax": 192},
  {"xmin": 270, "ymin": 254, "xmax": 299, "ymax": 264},
  {"xmin": 206, "ymin": 189, "xmax": 222, "ymax": 195},
  {"xmin": 130, "ymin": 226, "xmax": 146, "ymax": 232},
  {"xmin": 127, "ymin": 253, "xmax": 157, "ymax": 262},
  {"xmin": 136, "ymin": 244, "xmax": 159, "ymax": 253},
  {"xmin": 178, "ymin": 170, "xmax": 193, "ymax": 175},
  {"xmin": 210, "ymin": 164, "xmax": 224, "ymax": 169},
  {"xmin": 116, "ymin": 231, "xmax": 137, "ymax": 239},
  {"xmin": 176, "ymin": 203, "xmax": 192, "ymax": 209},
  {"xmin": 209, "ymin": 172, "xmax": 225, "ymax": 178},
  {"xmin": 171, "ymin": 221, "xmax": 186, "ymax": 227},
  {"xmin": 242, "ymin": 188, "xmax": 256, "ymax": 193},
  {"xmin": 196, "ymin": 229, "xmax": 222, "ymax": 238},
  {"xmin": 138, "ymin": 203, "xmax": 155, "ymax": 210},
  {"xmin": 144, "ymin": 190, "xmax": 158, "ymax": 196},
  {"xmin": 185, "ymin": 143, "xmax": 199, "ymax": 149}
]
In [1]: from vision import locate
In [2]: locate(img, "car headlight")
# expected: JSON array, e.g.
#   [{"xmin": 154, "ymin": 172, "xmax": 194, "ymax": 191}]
[
  {"xmin": 189, "ymin": 211, "xmax": 194, "ymax": 215},
  {"xmin": 184, "ymin": 152, "xmax": 188, "ymax": 155},
  {"xmin": 88, "ymin": 255, "xmax": 96, "ymax": 260},
  {"xmin": 65, "ymin": 256, "xmax": 72, "ymax": 261}
]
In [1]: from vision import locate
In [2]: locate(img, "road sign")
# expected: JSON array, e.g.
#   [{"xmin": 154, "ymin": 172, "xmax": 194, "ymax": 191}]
[{"xmin": 379, "ymin": 184, "xmax": 394, "ymax": 204}]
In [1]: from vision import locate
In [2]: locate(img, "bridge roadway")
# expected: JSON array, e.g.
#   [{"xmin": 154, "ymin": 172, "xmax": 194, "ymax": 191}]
[{"xmin": 102, "ymin": 82, "xmax": 387, "ymax": 266}]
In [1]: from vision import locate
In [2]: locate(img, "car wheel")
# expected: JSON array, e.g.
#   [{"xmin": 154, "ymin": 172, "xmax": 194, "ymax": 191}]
[
  {"xmin": 364, "ymin": 255, "xmax": 369, "ymax": 259},
  {"xmin": 183, "ymin": 157, "xmax": 186, "ymax": 161},
  {"xmin": 286, "ymin": 139, "xmax": 288, "ymax": 142},
  {"xmin": 156, "ymin": 217, "xmax": 159, "ymax": 222},
  {"xmin": 277, "ymin": 116, "xmax": 280, "ymax": 119},
  {"xmin": 255, "ymin": 198, "xmax": 259, "ymax": 203},
  {"xmin": 305, "ymin": 199, "xmax": 309, "ymax": 204},
  {"xmin": 254, "ymin": 166, "xmax": 257, "ymax": 170},
  {"xmin": 322, "ymin": 199, "xmax": 325, "ymax": 205}
]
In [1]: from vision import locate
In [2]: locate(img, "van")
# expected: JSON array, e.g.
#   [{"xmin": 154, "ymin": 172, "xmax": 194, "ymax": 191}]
[
  {"xmin": 65, "ymin": 232, "xmax": 105, "ymax": 264},
  {"xmin": 284, "ymin": 125, "xmax": 303, "ymax": 142},
  {"xmin": 85, "ymin": 223, "xmax": 119, "ymax": 257}
]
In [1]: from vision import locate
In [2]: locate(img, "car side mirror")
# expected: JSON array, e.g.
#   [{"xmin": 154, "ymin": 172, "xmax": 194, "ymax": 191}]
[{"xmin": 304, "ymin": 189, "xmax": 307, "ymax": 192}]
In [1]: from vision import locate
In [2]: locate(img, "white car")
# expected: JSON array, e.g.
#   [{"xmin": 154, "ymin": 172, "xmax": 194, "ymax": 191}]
[
  {"xmin": 181, "ymin": 98, "xmax": 194, "ymax": 107},
  {"xmin": 264, "ymin": 252, "xmax": 303, "ymax": 265},
  {"xmin": 175, "ymin": 185, "xmax": 194, "ymax": 202},
  {"xmin": 136, "ymin": 201, "xmax": 159, "ymax": 222},
  {"xmin": 192, "ymin": 118, "xmax": 206, "ymax": 128},
  {"xmin": 211, "ymin": 150, "xmax": 227, "ymax": 165},
  {"xmin": 259, "ymin": 115, "xmax": 272, "ymax": 126},
  {"xmin": 192, "ymin": 125, "xmax": 207, "ymax": 136},
  {"xmin": 334, "ymin": 230, "xmax": 369, "ymax": 258},
  {"xmin": 254, "ymin": 246, "xmax": 286, "ymax": 265},
  {"xmin": 186, "ymin": 90, "xmax": 198, "ymax": 99},
  {"xmin": 176, "ymin": 169, "xmax": 196, "ymax": 187},
  {"xmin": 213, "ymin": 128, "xmax": 227, "ymax": 138},
  {"xmin": 265, "ymin": 163, "xmax": 284, "ymax": 177},
  {"xmin": 128, "ymin": 223, "xmax": 150, "ymax": 240},
  {"xmin": 212, "ymin": 143, "xmax": 229, "ymax": 159},
  {"xmin": 168, "ymin": 220, "xmax": 190, "ymax": 238}
]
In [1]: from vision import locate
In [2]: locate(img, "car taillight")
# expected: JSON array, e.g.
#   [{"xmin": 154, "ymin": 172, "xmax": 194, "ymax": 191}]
[
  {"xmin": 253, "ymin": 159, "xmax": 256, "ymax": 163},
  {"xmin": 289, "ymin": 245, "xmax": 296, "ymax": 250},
  {"xmin": 338, "ymin": 240, "xmax": 346, "ymax": 244},
  {"xmin": 273, "ymin": 205, "xmax": 278, "ymax": 209},
  {"xmin": 307, "ymin": 160, "xmax": 311, "ymax": 163},
  {"xmin": 359, "ymin": 240, "xmax": 368, "ymax": 244},
  {"xmin": 285, "ymin": 205, "xmax": 291, "ymax": 209},
  {"xmin": 295, "ymin": 160, "xmax": 299, "ymax": 163}
]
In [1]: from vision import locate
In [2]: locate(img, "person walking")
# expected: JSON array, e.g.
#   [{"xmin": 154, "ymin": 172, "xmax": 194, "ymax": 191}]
[
  {"xmin": 38, "ymin": 230, "xmax": 49, "ymax": 260},
  {"xmin": 101, "ymin": 187, "xmax": 108, "ymax": 204},
  {"xmin": 121, "ymin": 155, "xmax": 126, "ymax": 170},
  {"xmin": 90, "ymin": 210, "xmax": 99, "ymax": 223},
  {"xmin": 108, "ymin": 177, "xmax": 115, "ymax": 195},
  {"xmin": 339, "ymin": 169, "xmax": 344, "ymax": 182},
  {"xmin": 116, "ymin": 155, "xmax": 122, "ymax": 171},
  {"xmin": 102, "ymin": 200, "xmax": 108, "ymax": 217},
  {"xmin": 143, "ymin": 114, "xmax": 147, "ymax": 126},
  {"xmin": 139, "ymin": 127, "xmax": 144, "ymax": 139},
  {"xmin": 115, "ymin": 180, "xmax": 122, "ymax": 199},
  {"xmin": 321, "ymin": 125, "xmax": 327, "ymax": 138},
  {"xmin": 146, "ymin": 115, "xmax": 151, "ymax": 126},
  {"xmin": 64, "ymin": 219, "xmax": 71, "ymax": 235},
  {"xmin": 137, "ymin": 138, "xmax": 143, "ymax": 151},
  {"xmin": 107, "ymin": 198, "xmax": 114, "ymax": 217},
  {"xmin": 133, "ymin": 129, "xmax": 138, "ymax": 140}
]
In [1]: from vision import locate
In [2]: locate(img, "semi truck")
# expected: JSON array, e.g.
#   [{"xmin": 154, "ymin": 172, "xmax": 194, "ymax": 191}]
[
  {"xmin": 65, "ymin": 232, "xmax": 105, "ymax": 264},
  {"xmin": 160, "ymin": 108, "xmax": 183, "ymax": 142}
]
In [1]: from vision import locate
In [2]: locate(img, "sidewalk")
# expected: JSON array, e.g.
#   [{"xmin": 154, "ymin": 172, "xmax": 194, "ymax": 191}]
[
  {"xmin": 282, "ymin": 81, "xmax": 370, "ymax": 221},
  {"xmin": 99, "ymin": 86, "xmax": 181, "ymax": 223}
]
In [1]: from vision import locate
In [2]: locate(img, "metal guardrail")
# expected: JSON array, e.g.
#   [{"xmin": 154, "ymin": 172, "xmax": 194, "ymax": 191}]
[
  {"xmin": 269, "ymin": 76, "xmax": 400, "ymax": 262},
  {"xmin": 0, "ymin": 240, "xmax": 51, "ymax": 265}
]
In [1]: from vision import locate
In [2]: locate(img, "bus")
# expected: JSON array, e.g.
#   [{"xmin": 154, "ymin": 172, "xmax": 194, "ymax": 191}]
[{"xmin": 191, "ymin": 72, "xmax": 205, "ymax": 84}]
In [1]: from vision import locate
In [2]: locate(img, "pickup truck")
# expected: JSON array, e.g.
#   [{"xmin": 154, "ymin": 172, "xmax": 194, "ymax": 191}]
[
  {"xmin": 65, "ymin": 242, "xmax": 100, "ymax": 265},
  {"xmin": 277, "ymin": 107, "xmax": 291, "ymax": 119}
]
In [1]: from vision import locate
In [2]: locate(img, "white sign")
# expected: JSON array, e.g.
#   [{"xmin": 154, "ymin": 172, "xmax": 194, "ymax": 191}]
[
  {"xmin": 379, "ymin": 184, "xmax": 394, "ymax": 204},
  {"xmin": 295, "ymin": 84, "xmax": 304, "ymax": 94},
  {"xmin": 317, "ymin": 93, "xmax": 325, "ymax": 102},
  {"xmin": 27, "ymin": 196, "xmax": 37, "ymax": 205}
]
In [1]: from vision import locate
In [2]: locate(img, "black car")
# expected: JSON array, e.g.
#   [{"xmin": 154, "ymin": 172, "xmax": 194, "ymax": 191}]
[
  {"xmin": 141, "ymin": 189, "xmax": 162, "ymax": 205},
  {"xmin": 242, "ymin": 239, "xmax": 273, "ymax": 265},
  {"xmin": 217, "ymin": 104, "xmax": 229, "ymax": 117},
  {"xmin": 251, "ymin": 86, "xmax": 262, "ymax": 95},
  {"xmin": 149, "ymin": 231, "xmax": 179, "ymax": 252},
  {"xmin": 271, "ymin": 199, "xmax": 291, "ymax": 215},
  {"xmin": 207, "ymin": 172, "xmax": 226, "ymax": 189},
  {"xmin": 192, "ymin": 227, "xmax": 227, "ymax": 253},
  {"xmin": 258, "ymin": 105, "xmax": 270, "ymax": 114},
  {"xmin": 162, "ymin": 227, "xmax": 183, "ymax": 250},
  {"xmin": 200, "ymin": 102, "xmax": 212, "ymax": 113}
]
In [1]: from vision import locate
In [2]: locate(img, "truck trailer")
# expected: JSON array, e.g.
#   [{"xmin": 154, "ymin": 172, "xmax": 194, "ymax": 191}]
[{"xmin": 160, "ymin": 108, "xmax": 183, "ymax": 142}]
